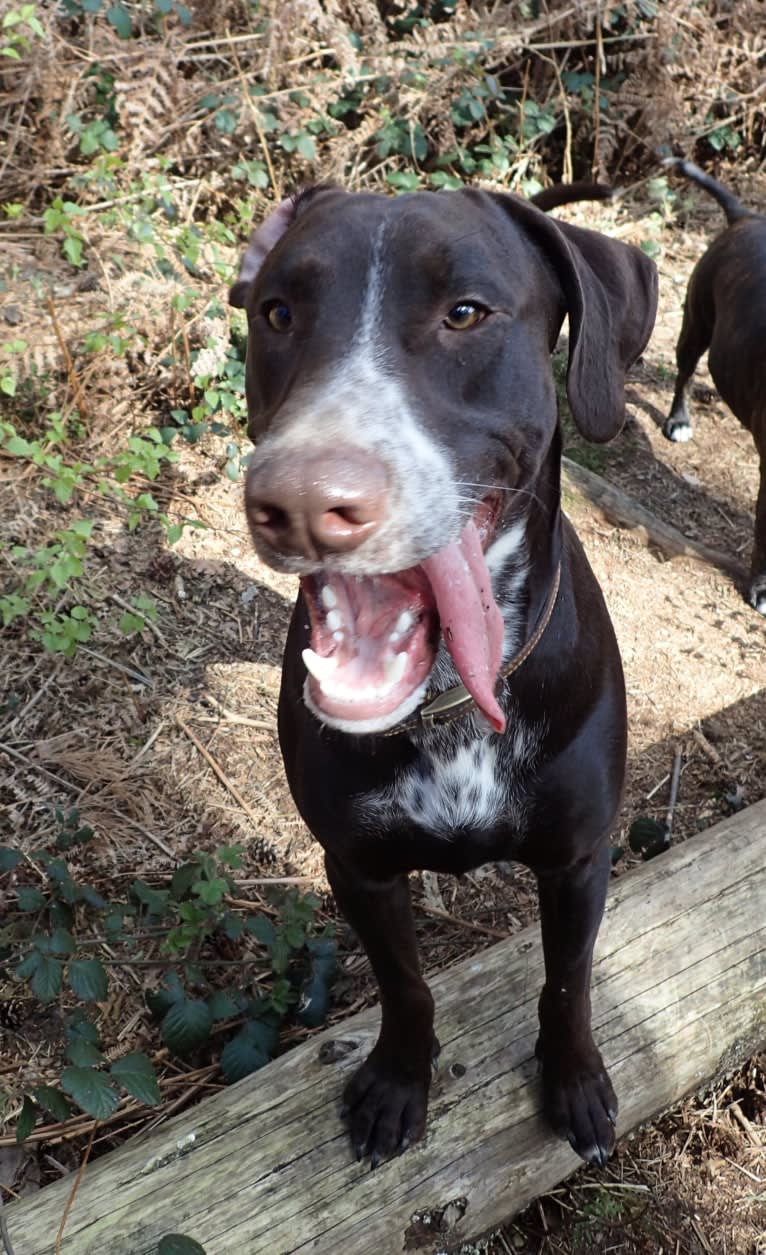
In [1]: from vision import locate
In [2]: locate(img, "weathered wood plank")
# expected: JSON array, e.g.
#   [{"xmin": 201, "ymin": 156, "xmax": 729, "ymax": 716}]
[{"xmin": 7, "ymin": 801, "xmax": 766, "ymax": 1255}]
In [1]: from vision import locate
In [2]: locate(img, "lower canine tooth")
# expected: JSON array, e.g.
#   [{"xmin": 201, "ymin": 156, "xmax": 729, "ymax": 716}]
[
  {"xmin": 302, "ymin": 648, "xmax": 337, "ymax": 682},
  {"xmin": 383, "ymin": 652, "xmax": 408, "ymax": 687}
]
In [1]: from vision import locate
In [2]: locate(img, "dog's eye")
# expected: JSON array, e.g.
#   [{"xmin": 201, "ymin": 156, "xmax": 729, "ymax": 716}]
[
  {"xmin": 263, "ymin": 300, "xmax": 292, "ymax": 332},
  {"xmin": 444, "ymin": 302, "xmax": 486, "ymax": 330}
]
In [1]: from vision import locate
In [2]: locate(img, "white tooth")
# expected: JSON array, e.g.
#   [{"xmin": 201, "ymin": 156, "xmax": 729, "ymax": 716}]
[
  {"xmin": 333, "ymin": 630, "xmax": 344, "ymax": 642},
  {"xmin": 326, "ymin": 609, "xmax": 342, "ymax": 632},
  {"xmin": 302, "ymin": 649, "xmax": 337, "ymax": 682},
  {"xmin": 389, "ymin": 631, "xmax": 400, "ymax": 644},
  {"xmin": 383, "ymin": 652, "xmax": 408, "ymax": 687},
  {"xmin": 395, "ymin": 610, "xmax": 414, "ymax": 634},
  {"xmin": 321, "ymin": 586, "xmax": 337, "ymax": 609}
]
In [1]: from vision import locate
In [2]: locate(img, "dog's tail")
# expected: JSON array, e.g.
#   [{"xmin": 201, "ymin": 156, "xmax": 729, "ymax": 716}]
[
  {"xmin": 530, "ymin": 181, "xmax": 615, "ymax": 212},
  {"xmin": 663, "ymin": 157, "xmax": 750, "ymax": 225}
]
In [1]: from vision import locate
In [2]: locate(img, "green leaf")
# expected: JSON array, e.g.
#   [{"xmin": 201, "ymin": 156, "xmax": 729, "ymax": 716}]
[
  {"xmin": 66, "ymin": 1038, "xmax": 104, "ymax": 1067},
  {"xmin": 60, "ymin": 1067, "xmax": 120, "ymax": 1120},
  {"xmin": 50, "ymin": 900, "xmax": 75, "ymax": 930},
  {"xmin": 62, "ymin": 235, "xmax": 83, "ymax": 267},
  {"xmin": 206, "ymin": 990, "xmax": 238, "ymax": 1022},
  {"xmin": 131, "ymin": 878, "xmax": 170, "ymax": 917},
  {"xmin": 628, "ymin": 816, "xmax": 670, "ymax": 861},
  {"xmin": 16, "ymin": 1095, "xmax": 37, "ymax": 1143},
  {"xmin": 220, "ymin": 1027, "xmax": 270, "ymax": 1083},
  {"xmin": 105, "ymin": 3, "xmax": 131, "ymax": 38},
  {"xmin": 47, "ymin": 928, "xmax": 76, "ymax": 955},
  {"xmin": 110, "ymin": 1053, "xmax": 161, "ymax": 1105},
  {"xmin": 160, "ymin": 999, "xmax": 213, "ymax": 1055},
  {"xmin": 297, "ymin": 937, "xmax": 337, "ymax": 1028},
  {"xmin": 192, "ymin": 877, "xmax": 228, "ymax": 907},
  {"xmin": 15, "ymin": 951, "xmax": 40, "ymax": 981},
  {"xmin": 66, "ymin": 1009, "xmax": 100, "ymax": 1043},
  {"xmin": 295, "ymin": 132, "xmax": 317, "ymax": 161},
  {"xmin": 170, "ymin": 861, "xmax": 201, "ymax": 901},
  {"xmin": 17, "ymin": 885, "xmax": 46, "ymax": 911},
  {"xmin": 68, "ymin": 958, "xmax": 109, "ymax": 1002},
  {"xmin": 31, "ymin": 955, "xmax": 63, "ymax": 1003},
  {"xmin": 145, "ymin": 971, "xmax": 185, "ymax": 1021},
  {"xmin": 221, "ymin": 912, "xmax": 244, "ymax": 941},
  {"xmin": 0, "ymin": 846, "xmax": 22, "ymax": 872},
  {"xmin": 157, "ymin": 1236, "xmax": 208, "ymax": 1255},
  {"xmin": 31, "ymin": 1085, "xmax": 74, "ymax": 1121},
  {"xmin": 245, "ymin": 916, "xmax": 275, "ymax": 947},
  {"xmin": 119, "ymin": 611, "xmax": 145, "ymax": 634},
  {"xmin": 79, "ymin": 884, "xmax": 107, "ymax": 909}
]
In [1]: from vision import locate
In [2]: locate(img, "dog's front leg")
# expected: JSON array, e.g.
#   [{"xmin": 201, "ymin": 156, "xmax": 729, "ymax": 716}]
[
  {"xmin": 535, "ymin": 843, "xmax": 616, "ymax": 1166},
  {"xmin": 325, "ymin": 852, "xmax": 436, "ymax": 1165}
]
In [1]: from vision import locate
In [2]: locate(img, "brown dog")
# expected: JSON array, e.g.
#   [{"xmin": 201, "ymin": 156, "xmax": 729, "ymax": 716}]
[
  {"xmin": 663, "ymin": 158, "xmax": 766, "ymax": 613},
  {"xmin": 230, "ymin": 182, "xmax": 657, "ymax": 1168}
]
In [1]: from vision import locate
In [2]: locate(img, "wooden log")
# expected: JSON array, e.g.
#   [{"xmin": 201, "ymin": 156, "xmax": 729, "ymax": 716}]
[
  {"xmin": 561, "ymin": 455, "xmax": 747, "ymax": 579},
  {"xmin": 7, "ymin": 802, "xmax": 766, "ymax": 1255}
]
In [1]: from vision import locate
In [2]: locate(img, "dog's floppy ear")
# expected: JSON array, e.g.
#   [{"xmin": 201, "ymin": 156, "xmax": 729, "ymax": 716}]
[
  {"xmin": 495, "ymin": 196, "xmax": 658, "ymax": 442},
  {"xmin": 554, "ymin": 219, "xmax": 658, "ymax": 441},
  {"xmin": 228, "ymin": 184, "xmax": 344, "ymax": 309},
  {"xmin": 228, "ymin": 198, "xmax": 296, "ymax": 309}
]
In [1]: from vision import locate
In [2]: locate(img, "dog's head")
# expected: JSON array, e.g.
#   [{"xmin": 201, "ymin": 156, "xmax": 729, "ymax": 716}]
[{"xmin": 230, "ymin": 186, "xmax": 657, "ymax": 734}]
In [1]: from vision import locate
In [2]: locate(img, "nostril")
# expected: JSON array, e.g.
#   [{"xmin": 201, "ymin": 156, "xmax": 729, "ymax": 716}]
[
  {"xmin": 318, "ymin": 507, "xmax": 378, "ymax": 540},
  {"xmin": 329, "ymin": 505, "xmax": 377, "ymax": 527},
  {"xmin": 251, "ymin": 502, "xmax": 289, "ymax": 531}
]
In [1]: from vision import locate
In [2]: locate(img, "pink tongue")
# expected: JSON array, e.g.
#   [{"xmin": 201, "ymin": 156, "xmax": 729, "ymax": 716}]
[{"xmin": 422, "ymin": 521, "xmax": 506, "ymax": 732}]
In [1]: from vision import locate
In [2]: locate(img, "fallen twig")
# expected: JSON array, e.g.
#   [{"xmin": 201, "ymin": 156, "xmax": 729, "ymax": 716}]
[
  {"xmin": 176, "ymin": 715, "xmax": 262, "ymax": 831},
  {"xmin": 108, "ymin": 592, "xmax": 170, "ymax": 648},
  {"xmin": 46, "ymin": 293, "xmax": 89, "ymax": 423},
  {"xmin": 692, "ymin": 725, "xmax": 724, "ymax": 769},
  {"xmin": 419, "ymin": 905, "xmax": 509, "ymax": 941},
  {"xmin": 665, "ymin": 746, "xmax": 683, "ymax": 835},
  {"xmin": 55, "ymin": 1123, "xmax": 95, "ymax": 1254}
]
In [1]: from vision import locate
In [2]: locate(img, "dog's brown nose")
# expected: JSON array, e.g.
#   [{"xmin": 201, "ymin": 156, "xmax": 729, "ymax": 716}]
[{"xmin": 246, "ymin": 448, "xmax": 388, "ymax": 559}]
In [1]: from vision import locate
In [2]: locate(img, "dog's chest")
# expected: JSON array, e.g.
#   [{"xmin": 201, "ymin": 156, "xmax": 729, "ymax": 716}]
[{"xmin": 358, "ymin": 715, "xmax": 542, "ymax": 838}]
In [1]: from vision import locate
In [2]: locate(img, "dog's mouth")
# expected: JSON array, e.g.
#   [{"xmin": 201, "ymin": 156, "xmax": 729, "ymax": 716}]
[{"xmin": 300, "ymin": 499, "xmax": 506, "ymax": 734}]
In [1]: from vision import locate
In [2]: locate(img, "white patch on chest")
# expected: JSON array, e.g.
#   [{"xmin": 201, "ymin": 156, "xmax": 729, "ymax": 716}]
[{"xmin": 360, "ymin": 712, "xmax": 542, "ymax": 836}]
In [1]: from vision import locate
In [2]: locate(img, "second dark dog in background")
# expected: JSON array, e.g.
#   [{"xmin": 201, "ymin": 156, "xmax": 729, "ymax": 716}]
[{"xmin": 663, "ymin": 158, "xmax": 766, "ymax": 615}]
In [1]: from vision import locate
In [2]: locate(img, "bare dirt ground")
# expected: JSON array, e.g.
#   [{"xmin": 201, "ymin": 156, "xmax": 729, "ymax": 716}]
[{"xmin": 2, "ymin": 188, "xmax": 766, "ymax": 1252}]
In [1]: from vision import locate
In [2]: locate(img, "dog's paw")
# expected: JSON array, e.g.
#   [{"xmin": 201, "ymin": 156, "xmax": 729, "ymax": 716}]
[
  {"xmin": 663, "ymin": 416, "xmax": 693, "ymax": 443},
  {"xmin": 538, "ymin": 1043, "xmax": 617, "ymax": 1167},
  {"xmin": 341, "ymin": 1046, "xmax": 431, "ymax": 1167},
  {"xmin": 748, "ymin": 575, "xmax": 766, "ymax": 617}
]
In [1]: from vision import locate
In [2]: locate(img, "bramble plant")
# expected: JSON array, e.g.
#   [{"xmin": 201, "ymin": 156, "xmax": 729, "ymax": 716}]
[
  {"xmin": 3, "ymin": 817, "xmax": 335, "ymax": 1140},
  {"xmin": 1, "ymin": 5, "xmax": 44, "ymax": 60},
  {"xmin": 0, "ymin": 409, "xmax": 195, "ymax": 651}
]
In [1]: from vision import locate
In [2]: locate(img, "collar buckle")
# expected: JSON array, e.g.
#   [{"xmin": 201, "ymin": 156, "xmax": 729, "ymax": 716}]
[{"xmin": 419, "ymin": 684, "xmax": 474, "ymax": 729}]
